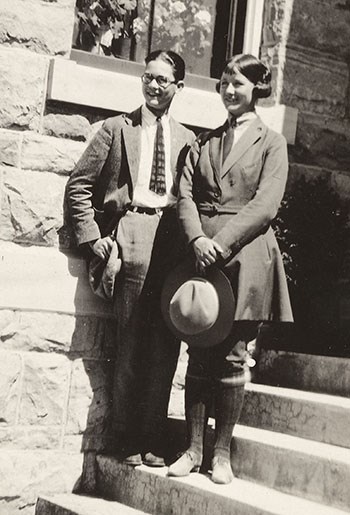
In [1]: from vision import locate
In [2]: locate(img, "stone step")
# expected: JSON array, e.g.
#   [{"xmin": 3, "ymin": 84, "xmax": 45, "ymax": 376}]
[
  {"xmin": 166, "ymin": 417, "xmax": 350, "ymax": 511},
  {"xmin": 257, "ymin": 350, "xmax": 350, "ymax": 396},
  {"xmin": 241, "ymin": 382, "xmax": 350, "ymax": 448},
  {"xmin": 232, "ymin": 425, "xmax": 350, "ymax": 511},
  {"xmin": 95, "ymin": 456, "xmax": 349, "ymax": 515},
  {"xmin": 36, "ymin": 493, "xmax": 147, "ymax": 514}
]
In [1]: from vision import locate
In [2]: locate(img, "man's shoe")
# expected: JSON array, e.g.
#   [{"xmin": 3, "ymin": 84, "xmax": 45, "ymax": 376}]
[
  {"xmin": 142, "ymin": 452, "xmax": 166, "ymax": 467},
  {"xmin": 211, "ymin": 456, "xmax": 234, "ymax": 484},
  {"xmin": 168, "ymin": 450, "xmax": 202, "ymax": 477},
  {"xmin": 122, "ymin": 453, "xmax": 142, "ymax": 467}
]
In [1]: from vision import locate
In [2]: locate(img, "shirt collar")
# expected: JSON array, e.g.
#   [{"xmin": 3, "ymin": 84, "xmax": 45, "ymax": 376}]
[
  {"xmin": 228, "ymin": 110, "xmax": 257, "ymax": 128},
  {"xmin": 142, "ymin": 105, "xmax": 169, "ymax": 126}
]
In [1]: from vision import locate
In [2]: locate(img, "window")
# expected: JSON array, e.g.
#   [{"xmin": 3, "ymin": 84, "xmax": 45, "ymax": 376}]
[{"xmin": 72, "ymin": 0, "xmax": 262, "ymax": 79}]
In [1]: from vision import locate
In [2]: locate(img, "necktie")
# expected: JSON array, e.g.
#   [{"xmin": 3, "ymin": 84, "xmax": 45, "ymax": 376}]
[
  {"xmin": 222, "ymin": 121, "xmax": 235, "ymax": 163},
  {"xmin": 149, "ymin": 117, "xmax": 166, "ymax": 196}
]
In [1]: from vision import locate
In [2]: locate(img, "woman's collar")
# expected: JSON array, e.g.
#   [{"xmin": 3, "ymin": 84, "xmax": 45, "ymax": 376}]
[{"xmin": 228, "ymin": 110, "xmax": 257, "ymax": 127}]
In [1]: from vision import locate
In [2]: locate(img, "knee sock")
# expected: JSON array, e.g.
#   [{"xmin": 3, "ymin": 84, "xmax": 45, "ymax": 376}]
[
  {"xmin": 214, "ymin": 383, "xmax": 245, "ymax": 460},
  {"xmin": 185, "ymin": 375, "xmax": 212, "ymax": 457}
]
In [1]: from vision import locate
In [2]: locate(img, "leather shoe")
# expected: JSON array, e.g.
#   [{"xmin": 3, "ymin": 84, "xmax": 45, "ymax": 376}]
[
  {"xmin": 211, "ymin": 456, "xmax": 234, "ymax": 484},
  {"xmin": 142, "ymin": 452, "xmax": 166, "ymax": 467},
  {"xmin": 168, "ymin": 450, "xmax": 202, "ymax": 477},
  {"xmin": 122, "ymin": 453, "xmax": 142, "ymax": 467}
]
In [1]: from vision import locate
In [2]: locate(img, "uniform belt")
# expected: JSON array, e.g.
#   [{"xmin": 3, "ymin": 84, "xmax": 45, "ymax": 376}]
[
  {"xmin": 127, "ymin": 205, "xmax": 164, "ymax": 215},
  {"xmin": 199, "ymin": 205, "xmax": 242, "ymax": 216}
]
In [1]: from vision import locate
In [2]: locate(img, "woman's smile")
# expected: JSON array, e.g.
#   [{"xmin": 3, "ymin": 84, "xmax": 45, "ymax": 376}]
[{"xmin": 220, "ymin": 68, "xmax": 255, "ymax": 117}]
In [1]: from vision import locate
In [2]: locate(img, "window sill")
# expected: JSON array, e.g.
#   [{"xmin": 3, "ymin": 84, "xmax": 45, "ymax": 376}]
[
  {"xmin": 47, "ymin": 55, "xmax": 298, "ymax": 143},
  {"xmin": 70, "ymin": 49, "xmax": 218, "ymax": 92}
]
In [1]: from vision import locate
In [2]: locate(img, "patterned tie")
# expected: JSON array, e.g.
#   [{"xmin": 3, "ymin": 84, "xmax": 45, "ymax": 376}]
[
  {"xmin": 222, "ymin": 119, "xmax": 236, "ymax": 163},
  {"xmin": 149, "ymin": 117, "xmax": 166, "ymax": 195}
]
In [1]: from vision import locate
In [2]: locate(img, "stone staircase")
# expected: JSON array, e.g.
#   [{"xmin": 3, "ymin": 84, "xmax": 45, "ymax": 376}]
[{"xmin": 35, "ymin": 350, "xmax": 350, "ymax": 515}]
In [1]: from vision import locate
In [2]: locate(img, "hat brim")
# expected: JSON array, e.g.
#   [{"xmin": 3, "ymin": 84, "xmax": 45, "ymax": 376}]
[{"xmin": 161, "ymin": 258, "xmax": 235, "ymax": 347}]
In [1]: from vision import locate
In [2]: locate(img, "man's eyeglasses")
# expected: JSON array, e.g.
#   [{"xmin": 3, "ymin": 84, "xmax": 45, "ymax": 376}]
[{"xmin": 141, "ymin": 73, "xmax": 176, "ymax": 88}]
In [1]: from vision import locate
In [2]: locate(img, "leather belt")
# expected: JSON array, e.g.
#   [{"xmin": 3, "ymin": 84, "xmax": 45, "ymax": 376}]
[
  {"xmin": 127, "ymin": 205, "xmax": 164, "ymax": 215},
  {"xmin": 199, "ymin": 205, "xmax": 242, "ymax": 216}
]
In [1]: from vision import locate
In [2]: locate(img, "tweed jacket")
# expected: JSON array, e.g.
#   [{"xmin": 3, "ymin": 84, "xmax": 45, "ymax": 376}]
[
  {"xmin": 178, "ymin": 116, "xmax": 293, "ymax": 322},
  {"xmin": 66, "ymin": 107, "xmax": 195, "ymax": 246}
]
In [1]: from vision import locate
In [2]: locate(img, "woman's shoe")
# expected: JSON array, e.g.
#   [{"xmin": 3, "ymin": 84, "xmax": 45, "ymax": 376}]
[
  {"xmin": 211, "ymin": 456, "xmax": 234, "ymax": 484},
  {"xmin": 168, "ymin": 450, "xmax": 202, "ymax": 477}
]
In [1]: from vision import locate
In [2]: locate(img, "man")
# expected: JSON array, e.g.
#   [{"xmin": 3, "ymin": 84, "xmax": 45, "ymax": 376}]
[{"xmin": 66, "ymin": 50, "xmax": 195, "ymax": 466}]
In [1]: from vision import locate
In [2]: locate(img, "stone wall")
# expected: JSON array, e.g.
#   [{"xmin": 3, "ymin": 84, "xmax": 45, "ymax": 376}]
[
  {"xmin": 261, "ymin": 0, "xmax": 350, "ymax": 351},
  {"xmin": 262, "ymin": 0, "xmax": 350, "ymax": 183},
  {"xmin": 0, "ymin": 1, "xmax": 104, "ymax": 513}
]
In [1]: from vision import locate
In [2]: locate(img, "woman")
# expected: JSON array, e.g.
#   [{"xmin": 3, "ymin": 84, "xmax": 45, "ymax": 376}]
[{"xmin": 168, "ymin": 54, "xmax": 293, "ymax": 484}]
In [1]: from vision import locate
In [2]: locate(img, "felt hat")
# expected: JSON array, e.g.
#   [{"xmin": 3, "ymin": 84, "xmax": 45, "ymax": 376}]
[{"xmin": 161, "ymin": 259, "xmax": 235, "ymax": 347}]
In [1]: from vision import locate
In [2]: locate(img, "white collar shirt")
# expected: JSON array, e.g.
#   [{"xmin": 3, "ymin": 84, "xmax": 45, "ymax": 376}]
[
  {"xmin": 132, "ymin": 105, "xmax": 176, "ymax": 208},
  {"xmin": 227, "ymin": 110, "xmax": 258, "ymax": 146}
]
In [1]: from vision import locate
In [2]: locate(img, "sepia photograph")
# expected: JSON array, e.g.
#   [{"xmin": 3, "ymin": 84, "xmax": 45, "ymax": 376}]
[{"xmin": 0, "ymin": 1, "xmax": 350, "ymax": 514}]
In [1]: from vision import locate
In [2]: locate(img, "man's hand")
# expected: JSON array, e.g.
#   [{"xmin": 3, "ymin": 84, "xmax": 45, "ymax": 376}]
[
  {"xmin": 192, "ymin": 236, "xmax": 223, "ymax": 270},
  {"xmin": 89, "ymin": 236, "xmax": 114, "ymax": 260}
]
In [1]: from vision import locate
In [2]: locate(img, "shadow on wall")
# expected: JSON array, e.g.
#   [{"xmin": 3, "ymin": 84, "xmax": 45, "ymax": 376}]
[{"xmin": 59, "ymin": 220, "xmax": 118, "ymax": 493}]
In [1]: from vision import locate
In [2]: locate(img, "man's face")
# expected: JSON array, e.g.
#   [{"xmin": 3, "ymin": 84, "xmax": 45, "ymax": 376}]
[{"xmin": 142, "ymin": 58, "xmax": 182, "ymax": 115}]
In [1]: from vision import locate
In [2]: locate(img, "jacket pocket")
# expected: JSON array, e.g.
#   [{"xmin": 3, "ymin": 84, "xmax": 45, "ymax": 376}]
[{"xmin": 241, "ymin": 160, "xmax": 262, "ymax": 193}]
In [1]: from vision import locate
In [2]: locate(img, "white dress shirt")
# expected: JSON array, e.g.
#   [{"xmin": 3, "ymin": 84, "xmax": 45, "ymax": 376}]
[
  {"xmin": 227, "ymin": 110, "xmax": 258, "ymax": 146},
  {"xmin": 132, "ymin": 105, "xmax": 177, "ymax": 208}
]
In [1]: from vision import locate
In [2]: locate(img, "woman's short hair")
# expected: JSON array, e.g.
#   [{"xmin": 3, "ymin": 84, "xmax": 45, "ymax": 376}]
[
  {"xmin": 145, "ymin": 50, "xmax": 185, "ymax": 83},
  {"xmin": 222, "ymin": 54, "xmax": 272, "ymax": 99}
]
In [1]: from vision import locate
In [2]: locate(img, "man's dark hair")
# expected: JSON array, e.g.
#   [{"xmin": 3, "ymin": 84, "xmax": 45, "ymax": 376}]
[{"xmin": 145, "ymin": 50, "xmax": 185, "ymax": 82}]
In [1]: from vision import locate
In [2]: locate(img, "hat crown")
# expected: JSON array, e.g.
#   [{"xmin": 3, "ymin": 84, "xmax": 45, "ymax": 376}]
[{"xmin": 169, "ymin": 278, "xmax": 219, "ymax": 335}]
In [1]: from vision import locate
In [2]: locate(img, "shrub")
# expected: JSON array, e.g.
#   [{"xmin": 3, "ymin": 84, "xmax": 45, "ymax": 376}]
[{"xmin": 273, "ymin": 174, "xmax": 350, "ymax": 355}]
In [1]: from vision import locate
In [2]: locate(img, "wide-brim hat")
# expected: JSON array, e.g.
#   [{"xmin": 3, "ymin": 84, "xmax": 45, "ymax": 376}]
[{"xmin": 161, "ymin": 259, "xmax": 235, "ymax": 347}]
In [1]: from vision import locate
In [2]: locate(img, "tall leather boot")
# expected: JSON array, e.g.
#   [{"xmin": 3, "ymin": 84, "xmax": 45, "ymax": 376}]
[
  {"xmin": 168, "ymin": 375, "xmax": 212, "ymax": 476},
  {"xmin": 212, "ymin": 383, "xmax": 245, "ymax": 484}
]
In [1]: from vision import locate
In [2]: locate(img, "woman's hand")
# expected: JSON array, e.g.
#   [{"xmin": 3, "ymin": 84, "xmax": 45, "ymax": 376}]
[
  {"xmin": 89, "ymin": 236, "xmax": 114, "ymax": 260},
  {"xmin": 192, "ymin": 236, "xmax": 223, "ymax": 270}
]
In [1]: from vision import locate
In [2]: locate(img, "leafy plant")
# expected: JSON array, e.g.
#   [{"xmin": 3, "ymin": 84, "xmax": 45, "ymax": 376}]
[
  {"xmin": 74, "ymin": 0, "xmax": 137, "ymax": 55},
  {"xmin": 273, "ymin": 174, "xmax": 350, "ymax": 354},
  {"xmin": 274, "ymin": 175, "xmax": 349, "ymax": 291},
  {"xmin": 133, "ymin": 0, "xmax": 212, "ymax": 57},
  {"xmin": 74, "ymin": 0, "xmax": 212, "ymax": 59}
]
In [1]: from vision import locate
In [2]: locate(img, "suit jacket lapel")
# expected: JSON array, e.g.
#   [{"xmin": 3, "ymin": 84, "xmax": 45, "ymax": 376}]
[
  {"xmin": 169, "ymin": 118, "xmax": 180, "ymax": 178},
  {"xmin": 209, "ymin": 125, "xmax": 225, "ymax": 185},
  {"xmin": 221, "ymin": 118, "xmax": 264, "ymax": 178},
  {"xmin": 122, "ymin": 107, "xmax": 142, "ymax": 190}
]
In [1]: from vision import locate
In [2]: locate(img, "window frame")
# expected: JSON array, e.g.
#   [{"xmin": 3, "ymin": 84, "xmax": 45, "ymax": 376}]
[
  {"xmin": 70, "ymin": 0, "xmax": 264, "ymax": 87},
  {"xmin": 48, "ymin": 0, "xmax": 297, "ymax": 141}
]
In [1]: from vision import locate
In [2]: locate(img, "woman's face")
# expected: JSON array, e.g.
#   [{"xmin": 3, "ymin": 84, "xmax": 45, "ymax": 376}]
[{"xmin": 219, "ymin": 67, "xmax": 255, "ymax": 118}]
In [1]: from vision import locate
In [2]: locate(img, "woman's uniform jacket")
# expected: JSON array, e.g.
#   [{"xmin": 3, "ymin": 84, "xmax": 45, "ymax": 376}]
[
  {"xmin": 66, "ymin": 107, "xmax": 195, "ymax": 246},
  {"xmin": 178, "ymin": 116, "xmax": 293, "ymax": 323}
]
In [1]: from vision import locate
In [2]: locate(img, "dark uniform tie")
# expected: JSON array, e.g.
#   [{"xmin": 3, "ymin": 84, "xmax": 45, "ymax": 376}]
[
  {"xmin": 222, "ymin": 119, "xmax": 236, "ymax": 163},
  {"xmin": 149, "ymin": 117, "xmax": 166, "ymax": 195}
]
